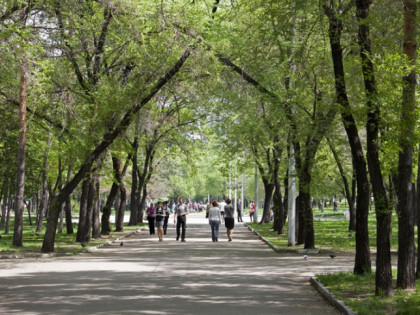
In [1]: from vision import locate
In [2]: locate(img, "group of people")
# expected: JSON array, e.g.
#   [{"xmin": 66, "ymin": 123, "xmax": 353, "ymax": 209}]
[
  {"xmin": 146, "ymin": 201, "xmax": 171, "ymax": 241},
  {"xmin": 146, "ymin": 197, "xmax": 239, "ymax": 242},
  {"xmin": 146, "ymin": 197, "xmax": 189, "ymax": 242}
]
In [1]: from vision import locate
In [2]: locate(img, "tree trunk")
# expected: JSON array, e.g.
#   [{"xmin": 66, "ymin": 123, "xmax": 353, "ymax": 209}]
[
  {"xmin": 76, "ymin": 178, "xmax": 90, "ymax": 243},
  {"xmin": 356, "ymin": 0, "xmax": 393, "ymax": 294},
  {"xmin": 13, "ymin": 6, "xmax": 29, "ymax": 247},
  {"xmin": 115, "ymin": 186, "xmax": 126, "ymax": 232},
  {"xmin": 0, "ymin": 178, "xmax": 9, "ymax": 230},
  {"xmin": 37, "ymin": 133, "xmax": 52, "ymax": 233},
  {"xmin": 259, "ymin": 181, "xmax": 274, "ymax": 224},
  {"xmin": 417, "ymin": 145, "xmax": 420, "ymax": 279},
  {"xmin": 65, "ymin": 165, "xmax": 74, "ymax": 234},
  {"xmin": 81, "ymin": 179, "xmax": 94, "ymax": 243},
  {"xmin": 5, "ymin": 196, "xmax": 13, "ymax": 234},
  {"xmin": 129, "ymin": 137, "xmax": 138, "ymax": 225},
  {"xmin": 272, "ymin": 161, "xmax": 285, "ymax": 234},
  {"xmin": 101, "ymin": 156, "xmax": 121, "ymax": 235},
  {"xmin": 396, "ymin": 0, "xmax": 417, "ymax": 290},
  {"xmin": 325, "ymin": 7, "xmax": 371, "ymax": 275},
  {"xmin": 91, "ymin": 174, "xmax": 101, "ymax": 239}
]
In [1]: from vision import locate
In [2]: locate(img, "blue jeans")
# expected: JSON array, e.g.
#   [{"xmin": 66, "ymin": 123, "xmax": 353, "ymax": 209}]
[{"xmin": 210, "ymin": 220, "xmax": 220, "ymax": 241}]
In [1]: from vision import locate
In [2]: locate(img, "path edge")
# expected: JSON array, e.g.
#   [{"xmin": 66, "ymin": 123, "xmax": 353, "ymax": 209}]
[
  {"xmin": 0, "ymin": 227, "xmax": 147, "ymax": 259},
  {"xmin": 310, "ymin": 277, "xmax": 356, "ymax": 315},
  {"xmin": 244, "ymin": 222, "xmax": 356, "ymax": 315}
]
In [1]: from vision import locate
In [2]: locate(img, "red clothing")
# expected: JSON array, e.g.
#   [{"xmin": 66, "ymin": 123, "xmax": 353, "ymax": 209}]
[{"xmin": 146, "ymin": 207, "xmax": 155, "ymax": 218}]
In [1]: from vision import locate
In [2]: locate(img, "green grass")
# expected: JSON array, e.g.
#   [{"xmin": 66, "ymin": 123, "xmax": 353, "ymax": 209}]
[
  {"xmin": 317, "ymin": 271, "xmax": 420, "ymax": 315},
  {"xmin": 1, "ymin": 217, "xmax": 147, "ymax": 255},
  {"xmin": 249, "ymin": 206, "xmax": 403, "ymax": 253}
]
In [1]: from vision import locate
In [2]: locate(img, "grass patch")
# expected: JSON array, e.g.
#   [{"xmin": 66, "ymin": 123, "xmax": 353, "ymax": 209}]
[
  {"xmin": 249, "ymin": 207, "xmax": 403, "ymax": 253},
  {"xmin": 317, "ymin": 271, "xmax": 420, "ymax": 315},
  {"xmin": 1, "ymin": 217, "xmax": 147, "ymax": 255}
]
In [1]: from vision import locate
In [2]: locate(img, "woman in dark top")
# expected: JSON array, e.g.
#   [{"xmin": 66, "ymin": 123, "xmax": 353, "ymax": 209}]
[
  {"xmin": 155, "ymin": 201, "xmax": 165, "ymax": 241},
  {"xmin": 224, "ymin": 198, "xmax": 235, "ymax": 241}
]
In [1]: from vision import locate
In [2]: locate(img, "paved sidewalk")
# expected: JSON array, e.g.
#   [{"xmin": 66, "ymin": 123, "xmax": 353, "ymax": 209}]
[{"xmin": 0, "ymin": 215, "xmax": 354, "ymax": 314}]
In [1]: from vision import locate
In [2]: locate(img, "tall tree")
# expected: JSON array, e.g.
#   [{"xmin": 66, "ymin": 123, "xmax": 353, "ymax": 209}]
[
  {"xmin": 323, "ymin": 0, "xmax": 371, "ymax": 274},
  {"xmin": 396, "ymin": 0, "xmax": 417, "ymax": 290},
  {"xmin": 13, "ymin": 4, "xmax": 29, "ymax": 247},
  {"xmin": 356, "ymin": 0, "xmax": 393, "ymax": 296}
]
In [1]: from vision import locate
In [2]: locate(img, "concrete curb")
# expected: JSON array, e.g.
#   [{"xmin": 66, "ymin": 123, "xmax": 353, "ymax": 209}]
[
  {"xmin": 244, "ymin": 223, "xmax": 319, "ymax": 254},
  {"xmin": 310, "ymin": 277, "xmax": 356, "ymax": 315},
  {"xmin": 0, "ymin": 227, "xmax": 147, "ymax": 259},
  {"xmin": 245, "ymin": 222, "xmax": 356, "ymax": 315},
  {"xmin": 81, "ymin": 227, "xmax": 146, "ymax": 253}
]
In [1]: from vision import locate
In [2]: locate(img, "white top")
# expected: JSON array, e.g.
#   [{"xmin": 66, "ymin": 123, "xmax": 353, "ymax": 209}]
[{"xmin": 208, "ymin": 207, "xmax": 221, "ymax": 222}]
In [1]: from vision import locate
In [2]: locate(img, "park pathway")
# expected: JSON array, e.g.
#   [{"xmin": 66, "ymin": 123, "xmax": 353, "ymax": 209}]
[{"xmin": 0, "ymin": 215, "xmax": 354, "ymax": 314}]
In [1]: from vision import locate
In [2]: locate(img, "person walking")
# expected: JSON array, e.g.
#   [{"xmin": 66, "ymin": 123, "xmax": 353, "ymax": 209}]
[
  {"xmin": 163, "ymin": 201, "xmax": 170, "ymax": 235},
  {"xmin": 155, "ymin": 201, "xmax": 165, "ymax": 241},
  {"xmin": 219, "ymin": 199, "xmax": 226, "ymax": 223},
  {"xmin": 174, "ymin": 197, "xmax": 189, "ymax": 242},
  {"xmin": 146, "ymin": 202, "xmax": 155, "ymax": 235},
  {"xmin": 206, "ymin": 200, "xmax": 211, "ymax": 218},
  {"xmin": 237, "ymin": 199, "xmax": 243, "ymax": 222},
  {"xmin": 224, "ymin": 198, "xmax": 235, "ymax": 241},
  {"xmin": 208, "ymin": 200, "xmax": 221, "ymax": 242},
  {"xmin": 249, "ymin": 200, "xmax": 255, "ymax": 222}
]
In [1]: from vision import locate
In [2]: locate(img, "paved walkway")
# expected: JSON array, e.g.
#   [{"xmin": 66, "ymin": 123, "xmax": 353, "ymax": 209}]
[{"xmin": 0, "ymin": 215, "xmax": 354, "ymax": 314}]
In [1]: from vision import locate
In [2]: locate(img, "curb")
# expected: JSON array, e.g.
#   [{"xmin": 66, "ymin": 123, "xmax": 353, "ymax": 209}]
[
  {"xmin": 0, "ymin": 227, "xmax": 147, "ymax": 259},
  {"xmin": 244, "ymin": 223, "xmax": 317, "ymax": 254},
  {"xmin": 310, "ymin": 277, "xmax": 356, "ymax": 315},
  {"xmin": 81, "ymin": 227, "xmax": 146, "ymax": 253},
  {"xmin": 244, "ymin": 222, "xmax": 356, "ymax": 315}
]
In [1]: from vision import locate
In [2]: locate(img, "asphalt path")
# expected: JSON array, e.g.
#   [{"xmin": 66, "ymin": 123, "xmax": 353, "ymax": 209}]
[{"xmin": 0, "ymin": 214, "xmax": 354, "ymax": 314}]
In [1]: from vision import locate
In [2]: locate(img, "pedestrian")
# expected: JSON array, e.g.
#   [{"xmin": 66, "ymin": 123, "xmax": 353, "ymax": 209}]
[
  {"xmin": 174, "ymin": 197, "xmax": 189, "ymax": 242},
  {"xmin": 206, "ymin": 200, "xmax": 212, "ymax": 218},
  {"xmin": 219, "ymin": 199, "xmax": 226, "ymax": 222},
  {"xmin": 208, "ymin": 200, "xmax": 221, "ymax": 242},
  {"xmin": 237, "ymin": 199, "xmax": 243, "ymax": 222},
  {"xmin": 163, "ymin": 201, "xmax": 170, "ymax": 235},
  {"xmin": 146, "ymin": 202, "xmax": 155, "ymax": 235},
  {"xmin": 249, "ymin": 200, "xmax": 255, "ymax": 222},
  {"xmin": 224, "ymin": 198, "xmax": 235, "ymax": 241},
  {"xmin": 155, "ymin": 201, "xmax": 165, "ymax": 241},
  {"xmin": 270, "ymin": 207, "xmax": 274, "ymax": 222}
]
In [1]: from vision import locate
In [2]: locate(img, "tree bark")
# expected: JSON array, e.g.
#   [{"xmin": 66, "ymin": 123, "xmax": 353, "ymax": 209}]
[
  {"xmin": 76, "ymin": 178, "xmax": 90, "ymax": 242},
  {"xmin": 0, "ymin": 178, "xmax": 9, "ymax": 230},
  {"xmin": 101, "ymin": 156, "xmax": 121, "ymax": 235},
  {"xmin": 91, "ymin": 174, "xmax": 101, "ymax": 239},
  {"xmin": 396, "ymin": 0, "xmax": 417, "ymax": 290},
  {"xmin": 65, "ymin": 165, "xmax": 73, "ymax": 234},
  {"xmin": 37, "ymin": 133, "xmax": 52, "ymax": 233},
  {"xmin": 129, "ymin": 137, "xmax": 139, "ymax": 225},
  {"xmin": 115, "ymin": 186, "xmax": 126, "ymax": 232},
  {"xmin": 356, "ymin": 0, "xmax": 393, "ymax": 295},
  {"xmin": 417, "ymin": 145, "xmax": 420, "ymax": 279},
  {"xmin": 324, "ymin": 4, "xmax": 371, "ymax": 274},
  {"xmin": 42, "ymin": 47, "xmax": 192, "ymax": 252},
  {"xmin": 272, "ymin": 148, "xmax": 285, "ymax": 234},
  {"xmin": 13, "ymin": 5, "xmax": 29, "ymax": 247}
]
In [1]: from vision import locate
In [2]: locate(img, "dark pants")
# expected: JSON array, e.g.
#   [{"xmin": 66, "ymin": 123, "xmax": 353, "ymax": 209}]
[
  {"xmin": 250, "ymin": 213, "xmax": 254, "ymax": 222},
  {"xmin": 176, "ymin": 215, "xmax": 186, "ymax": 240},
  {"xmin": 148, "ymin": 217, "xmax": 155, "ymax": 235},
  {"xmin": 163, "ymin": 215, "xmax": 169, "ymax": 234},
  {"xmin": 237, "ymin": 211, "xmax": 243, "ymax": 222}
]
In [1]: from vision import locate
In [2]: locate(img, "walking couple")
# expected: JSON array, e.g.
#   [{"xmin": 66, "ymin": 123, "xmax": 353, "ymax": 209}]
[{"xmin": 208, "ymin": 199, "xmax": 235, "ymax": 242}]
